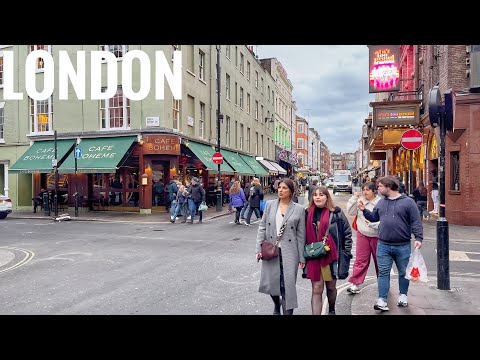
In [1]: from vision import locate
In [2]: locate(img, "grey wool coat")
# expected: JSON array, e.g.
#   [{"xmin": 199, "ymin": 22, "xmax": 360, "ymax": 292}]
[{"xmin": 256, "ymin": 199, "xmax": 306, "ymax": 310}]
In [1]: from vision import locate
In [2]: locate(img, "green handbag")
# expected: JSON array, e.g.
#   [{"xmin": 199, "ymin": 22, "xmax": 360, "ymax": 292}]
[{"xmin": 304, "ymin": 213, "xmax": 333, "ymax": 260}]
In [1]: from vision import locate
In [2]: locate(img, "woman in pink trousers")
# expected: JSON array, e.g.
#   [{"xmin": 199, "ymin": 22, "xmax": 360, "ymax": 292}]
[{"xmin": 345, "ymin": 181, "xmax": 382, "ymax": 294}]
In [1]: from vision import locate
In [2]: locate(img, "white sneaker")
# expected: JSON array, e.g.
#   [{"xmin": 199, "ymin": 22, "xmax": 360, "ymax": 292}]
[
  {"xmin": 347, "ymin": 284, "xmax": 360, "ymax": 294},
  {"xmin": 397, "ymin": 294, "xmax": 408, "ymax": 307},
  {"xmin": 374, "ymin": 298, "xmax": 389, "ymax": 311}
]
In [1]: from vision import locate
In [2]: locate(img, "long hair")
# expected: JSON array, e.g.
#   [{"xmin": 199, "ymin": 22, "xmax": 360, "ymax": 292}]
[
  {"xmin": 278, "ymin": 178, "xmax": 295, "ymax": 200},
  {"xmin": 229, "ymin": 181, "xmax": 240, "ymax": 195},
  {"xmin": 417, "ymin": 181, "xmax": 427, "ymax": 196},
  {"xmin": 308, "ymin": 186, "xmax": 336, "ymax": 212}
]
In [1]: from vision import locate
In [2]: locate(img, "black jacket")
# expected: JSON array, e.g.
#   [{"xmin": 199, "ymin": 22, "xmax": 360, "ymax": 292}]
[{"xmin": 305, "ymin": 206, "xmax": 353, "ymax": 279}]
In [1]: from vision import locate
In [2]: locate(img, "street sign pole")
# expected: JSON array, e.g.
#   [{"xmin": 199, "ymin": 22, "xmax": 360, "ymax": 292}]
[
  {"xmin": 216, "ymin": 45, "xmax": 222, "ymax": 212},
  {"xmin": 75, "ymin": 155, "xmax": 78, "ymax": 217},
  {"xmin": 54, "ymin": 130, "xmax": 59, "ymax": 218},
  {"xmin": 409, "ymin": 149, "xmax": 414, "ymax": 195}
]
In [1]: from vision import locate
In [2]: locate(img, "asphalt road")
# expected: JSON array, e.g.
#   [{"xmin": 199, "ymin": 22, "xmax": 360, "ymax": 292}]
[{"xmin": 1, "ymin": 190, "xmax": 478, "ymax": 315}]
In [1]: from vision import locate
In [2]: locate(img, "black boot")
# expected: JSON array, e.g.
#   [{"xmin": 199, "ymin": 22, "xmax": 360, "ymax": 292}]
[{"xmin": 271, "ymin": 295, "xmax": 281, "ymax": 315}]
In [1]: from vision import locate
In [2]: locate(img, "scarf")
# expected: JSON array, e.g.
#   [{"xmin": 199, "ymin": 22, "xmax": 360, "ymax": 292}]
[{"xmin": 306, "ymin": 206, "xmax": 338, "ymax": 267}]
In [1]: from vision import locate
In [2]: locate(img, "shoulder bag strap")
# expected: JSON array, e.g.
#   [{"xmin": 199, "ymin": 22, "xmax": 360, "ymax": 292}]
[{"xmin": 322, "ymin": 212, "xmax": 334, "ymax": 241}]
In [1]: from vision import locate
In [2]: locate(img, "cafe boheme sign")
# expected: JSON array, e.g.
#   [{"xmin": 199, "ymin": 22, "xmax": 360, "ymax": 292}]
[
  {"xmin": 368, "ymin": 45, "xmax": 400, "ymax": 93},
  {"xmin": 143, "ymin": 135, "xmax": 180, "ymax": 155}
]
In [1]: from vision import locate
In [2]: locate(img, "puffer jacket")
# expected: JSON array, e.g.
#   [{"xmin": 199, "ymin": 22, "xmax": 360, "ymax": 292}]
[{"xmin": 346, "ymin": 194, "xmax": 381, "ymax": 237}]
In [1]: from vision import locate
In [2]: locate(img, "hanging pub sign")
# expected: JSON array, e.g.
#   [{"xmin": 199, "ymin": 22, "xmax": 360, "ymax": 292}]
[{"xmin": 368, "ymin": 45, "xmax": 400, "ymax": 93}]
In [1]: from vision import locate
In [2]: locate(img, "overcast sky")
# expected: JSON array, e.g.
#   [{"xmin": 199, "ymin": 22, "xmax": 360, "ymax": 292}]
[{"xmin": 257, "ymin": 45, "xmax": 375, "ymax": 154}]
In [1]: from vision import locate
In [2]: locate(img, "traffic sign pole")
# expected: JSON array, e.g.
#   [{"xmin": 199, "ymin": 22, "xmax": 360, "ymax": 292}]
[
  {"xmin": 75, "ymin": 153, "xmax": 78, "ymax": 217},
  {"xmin": 400, "ymin": 129, "xmax": 423, "ymax": 194}
]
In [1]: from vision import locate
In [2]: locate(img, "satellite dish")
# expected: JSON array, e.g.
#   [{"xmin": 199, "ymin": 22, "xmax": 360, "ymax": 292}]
[{"xmin": 428, "ymin": 86, "xmax": 442, "ymax": 128}]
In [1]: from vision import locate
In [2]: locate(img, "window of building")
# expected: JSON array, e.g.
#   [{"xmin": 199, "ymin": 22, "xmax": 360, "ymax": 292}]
[
  {"xmin": 0, "ymin": 102, "xmax": 4, "ymax": 140},
  {"xmin": 225, "ymin": 115, "xmax": 230, "ymax": 147},
  {"xmin": 29, "ymin": 45, "xmax": 52, "ymax": 71},
  {"xmin": 235, "ymin": 46, "xmax": 238, "ymax": 68},
  {"xmin": 100, "ymin": 87, "xmax": 130, "ymax": 130},
  {"xmin": 255, "ymin": 131, "xmax": 258, "ymax": 155},
  {"xmin": 247, "ymin": 93, "xmax": 251, "ymax": 114},
  {"xmin": 261, "ymin": 105, "xmax": 264, "ymax": 123},
  {"xmin": 0, "ymin": 55, "xmax": 3, "ymax": 86},
  {"xmin": 240, "ymin": 87, "xmax": 244, "ymax": 109},
  {"xmin": 199, "ymin": 50, "xmax": 205, "ymax": 81},
  {"xmin": 199, "ymin": 102, "xmax": 205, "ymax": 139},
  {"xmin": 297, "ymin": 138, "xmax": 304, "ymax": 150},
  {"xmin": 451, "ymin": 151, "xmax": 460, "ymax": 191},
  {"xmin": 226, "ymin": 74, "xmax": 231, "ymax": 100},
  {"xmin": 247, "ymin": 61, "xmax": 251, "ymax": 80},
  {"xmin": 261, "ymin": 77, "xmax": 264, "ymax": 93},
  {"xmin": 30, "ymin": 96, "xmax": 53, "ymax": 134},
  {"xmin": 260, "ymin": 134, "xmax": 264, "ymax": 156},
  {"xmin": 255, "ymin": 71, "xmax": 259, "ymax": 88},
  {"xmin": 226, "ymin": 45, "xmax": 231, "ymax": 60},
  {"xmin": 298, "ymin": 123, "xmax": 304, "ymax": 134},
  {"xmin": 187, "ymin": 45, "xmax": 195, "ymax": 73},
  {"xmin": 100, "ymin": 45, "xmax": 128, "ymax": 59},
  {"xmin": 172, "ymin": 98, "xmax": 180, "ymax": 130},
  {"xmin": 255, "ymin": 100, "xmax": 259, "ymax": 120},
  {"xmin": 247, "ymin": 128, "xmax": 251, "ymax": 152},
  {"xmin": 240, "ymin": 124, "xmax": 244, "ymax": 150},
  {"xmin": 235, "ymin": 82, "xmax": 238, "ymax": 105},
  {"xmin": 235, "ymin": 120, "xmax": 238, "ymax": 148},
  {"xmin": 240, "ymin": 53, "xmax": 244, "ymax": 74},
  {"xmin": 298, "ymin": 153, "xmax": 304, "ymax": 167},
  {"xmin": 268, "ymin": 86, "xmax": 270, "ymax": 100}
]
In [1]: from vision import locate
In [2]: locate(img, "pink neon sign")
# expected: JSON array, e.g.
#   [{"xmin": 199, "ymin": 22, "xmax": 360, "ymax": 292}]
[{"xmin": 368, "ymin": 45, "xmax": 400, "ymax": 93}]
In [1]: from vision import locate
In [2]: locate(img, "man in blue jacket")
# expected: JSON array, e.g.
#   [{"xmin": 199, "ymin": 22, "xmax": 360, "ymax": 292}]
[{"xmin": 357, "ymin": 175, "xmax": 423, "ymax": 312}]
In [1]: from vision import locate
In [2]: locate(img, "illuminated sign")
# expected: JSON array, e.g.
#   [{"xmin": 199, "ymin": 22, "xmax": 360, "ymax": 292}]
[
  {"xmin": 373, "ymin": 104, "xmax": 420, "ymax": 126},
  {"xmin": 368, "ymin": 45, "xmax": 400, "ymax": 93}
]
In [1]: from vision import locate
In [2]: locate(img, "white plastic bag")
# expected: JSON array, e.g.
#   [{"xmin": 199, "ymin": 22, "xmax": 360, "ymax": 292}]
[{"xmin": 405, "ymin": 248, "xmax": 429, "ymax": 282}]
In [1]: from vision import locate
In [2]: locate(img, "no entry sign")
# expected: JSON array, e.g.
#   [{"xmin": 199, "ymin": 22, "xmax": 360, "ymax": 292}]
[
  {"xmin": 401, "ymin": 129, "xmax": 423, "ymax": 150},
  {"xmin": 212, "ymin": 152, "xmax": 223, "ymax": 164}
]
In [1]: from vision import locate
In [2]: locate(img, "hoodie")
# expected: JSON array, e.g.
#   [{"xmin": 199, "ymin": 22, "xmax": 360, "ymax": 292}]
[{"xmin": 362, "ymin": 193, "xmax": 423, "ymax": 245}]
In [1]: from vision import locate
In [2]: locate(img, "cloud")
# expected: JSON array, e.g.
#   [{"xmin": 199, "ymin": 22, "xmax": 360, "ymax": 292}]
[{"xmin": 257, "ymin": 45, "xmax": 375, "ymax": 153}]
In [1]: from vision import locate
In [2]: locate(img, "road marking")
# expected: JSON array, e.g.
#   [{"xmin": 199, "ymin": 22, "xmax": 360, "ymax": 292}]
[
  {"xmin": 0, "ymin": 247, "xmax": 35, "ymax": 274},
  {"xmin": 445, "ymin": 250, "xmax": 480, "ymax": 262}
]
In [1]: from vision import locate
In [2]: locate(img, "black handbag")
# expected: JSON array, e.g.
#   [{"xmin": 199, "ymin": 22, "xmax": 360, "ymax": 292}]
[{"xmin": 304, "ymin": 213, "xmax": 333, "ymax": 260}]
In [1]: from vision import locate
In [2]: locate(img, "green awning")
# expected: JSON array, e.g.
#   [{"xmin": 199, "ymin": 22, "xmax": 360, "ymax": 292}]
[
  {"xmin": 239, "ymin": 154, "xmax": 269, "ymax": 177},
  {"xmin": 222, "ymin": 150, "xmax": 255, "ymax": 176},
  {"xmin": 9, "ymin": 139, "xmax": 76, "ymax": 174},
  {"xmin": 59, "ymin": 136, "xmax": 137, "ymax": 173},
  {"xmin": 186, "ymin": 141, "xmax": 234, "ymax": 174}
]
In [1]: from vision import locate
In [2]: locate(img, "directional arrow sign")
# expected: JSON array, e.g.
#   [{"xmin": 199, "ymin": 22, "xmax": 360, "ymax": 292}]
[
  {"xmin": 74, "ymin": 147, "xmax": 82, "ymax": 159},
  {"xmin": 400, "ymin": 129, "xmax": 423, "ymax": 151}
]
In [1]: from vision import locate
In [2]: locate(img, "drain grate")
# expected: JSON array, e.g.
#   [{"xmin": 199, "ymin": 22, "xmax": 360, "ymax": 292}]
[
  {"xmin": 232, "ymin": 238, "xmax": 240, "ymax": 241},
  {"xmin": 451, "ymin": 287, "xmax": 463, "ymax": 292},
  {"xmin": 153, "ymin": 229, "xmax": 165, "ymax": 232}
]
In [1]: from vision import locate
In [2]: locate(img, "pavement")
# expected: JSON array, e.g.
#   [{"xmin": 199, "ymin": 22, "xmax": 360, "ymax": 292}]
[{"xmin": 8, "ymin": 193, "xmax": 480, "ymax": 315}]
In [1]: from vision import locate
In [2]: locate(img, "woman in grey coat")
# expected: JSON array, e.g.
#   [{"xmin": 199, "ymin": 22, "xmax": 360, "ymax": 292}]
[{"xmin": 255, "ymin": 178, "xmax": 306, "ymax": 315}]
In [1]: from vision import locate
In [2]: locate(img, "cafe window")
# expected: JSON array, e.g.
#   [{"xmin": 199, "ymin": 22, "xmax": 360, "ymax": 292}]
[
  {"xmin": 30, "ymin": 96, "xmax": 53, "ymax": 134},
  {"xmin": 100, "ymin": 86, "xmax": 130, "ymax": 130},
  {"xmin": 451, "ymin": 151, "xmax": 460, "ymax": 191}
]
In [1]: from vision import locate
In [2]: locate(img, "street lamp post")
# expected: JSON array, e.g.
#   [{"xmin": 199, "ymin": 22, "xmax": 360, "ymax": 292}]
[
  {"xmin": 311, "ymin": 141, "xmax": 314, "ymax": 170},
  {"xmin": 215, "ymin": 45, "xmax": 223, "ymax": 212}
]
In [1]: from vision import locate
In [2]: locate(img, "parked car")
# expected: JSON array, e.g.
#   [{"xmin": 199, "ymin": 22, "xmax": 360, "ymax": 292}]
[
  {"xmin": 323, "ymin": 177, "xmax": 334, "ymax": 188},
  {"xmin": 0, "ymin": 194, "xmax": 12, "ymax": 219}
]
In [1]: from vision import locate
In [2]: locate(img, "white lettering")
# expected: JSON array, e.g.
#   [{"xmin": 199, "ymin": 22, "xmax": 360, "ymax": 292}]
[
  {"xmin": 59, "ymin": 51, "xmax": 86, "ymax": 100},
  {"xmin": 3, "ymin": 51, "xmax": 23, "ymax": 100},
  {"xmin": 156, "ymin": 50, "xmax": 182, "ymax": 100},
  {"xmin": 123, "ymin": 50, "xmax": 151, "ymax": 101},
  {"xmin": 26, "ymin": 50, "xmax": 55, "ymax": 101},
  {"xmin": 91, "ymin": 51, "xmax": 117, "ymax": 100}
]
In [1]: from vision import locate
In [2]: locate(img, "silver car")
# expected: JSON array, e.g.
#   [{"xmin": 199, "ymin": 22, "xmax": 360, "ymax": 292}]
[{"xmin": 0, "ymin": 194, "xmax": 13, "ymax": 219}]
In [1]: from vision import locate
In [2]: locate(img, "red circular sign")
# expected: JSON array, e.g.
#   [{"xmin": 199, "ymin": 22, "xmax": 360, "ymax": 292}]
[
  {"xmin": 212, "ymin": 152, "xmax": 223, "ymax": 164},
  {"xmin": 401, "ymin": 129, "xmax": 423, "ymax": 150}
]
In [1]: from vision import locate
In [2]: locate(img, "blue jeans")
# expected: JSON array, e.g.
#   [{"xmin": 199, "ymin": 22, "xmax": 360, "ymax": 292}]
[
  {"xmin": 189, "ymin": 199, "xmax": 202, "ymax": 221},
  {"xmin": 240, "ymin": 202, "xmax": 249, "ymax": 219},
  {"xmin": 173, "ymin": 201, "xmax": 188, "ymax": 222},
  {"xmin": 376, "ymin": 242, "xmax": 411, "ymax": 300},
  {"xmin": 246, "ymin": 207, "xmax": 261, "ymax": 224}
]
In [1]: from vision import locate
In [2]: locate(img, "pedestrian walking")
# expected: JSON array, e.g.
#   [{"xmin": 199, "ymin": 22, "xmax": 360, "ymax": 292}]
[
  {"xmin": 229, "ymin": 181, "xmax": 246, "ymax": 224},
  {"xmin": 187, "ymin": 177, "xmax": 206, "ymax": 224},
  {"xmin": 345, "ymin": 181, "xmax": 381, "ymax": 294},
  {"xmin": 357, "ymin": 175, "xmax": 423, "ymax": 312},
  {"xmin": 172, "ymin": 185, "xmax": 189, "ymax": 223},
  {"xmin": 255, "ymin": 178, "xmax": 306, "ymax": 315},
  {"xmin": 244, "ymin": 178, "xmax": 263, "ymax": 226},
  {"xmin": 305, "ymin": 186, "xmax": 352, "ymax": 315},
  {"xmin": 412, "ymin": 181, "xmax": 429, "ymax": 220}
]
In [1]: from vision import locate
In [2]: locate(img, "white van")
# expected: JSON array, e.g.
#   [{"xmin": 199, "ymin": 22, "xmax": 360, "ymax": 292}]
[{"xmin": 333, "ymin": 170, "xmax": 352, "ymax": 194}]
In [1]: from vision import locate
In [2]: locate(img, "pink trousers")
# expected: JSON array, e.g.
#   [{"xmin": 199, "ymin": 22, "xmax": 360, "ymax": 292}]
[{"xmin": 348, "ymin": 231, "xmax": 379, "ymax": 285}]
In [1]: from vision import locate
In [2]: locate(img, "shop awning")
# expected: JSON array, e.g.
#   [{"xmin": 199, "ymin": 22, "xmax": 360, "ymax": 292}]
[
  {"xmin": 186, "ymin": 141, "xmax": 234, "ymax": 174},
  {"xmin": 258, "ymin": 159, "xmax": 279, "ymax": 175},
  {"xmin": 269, "ymin": 161, "xmax": 287, "ymax": 175},
  {"xmin": 221, "ymin": 150, "xmax": 255, "ymax": 176},
  {"xmin": 9, "ymin": 139, "xmax": 76, "ymax": 174},
  {"xmin": 59, "ymin": 136, "xmax": 137, "ymax": 173},
  {"xmin": 239, "ymin": 155, "xmax": 269, "ymax": 177}
]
